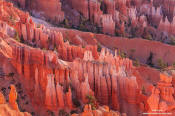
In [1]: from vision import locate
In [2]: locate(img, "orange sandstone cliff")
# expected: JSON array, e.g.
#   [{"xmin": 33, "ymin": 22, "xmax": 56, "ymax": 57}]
[
  {"xmin": 0, "ymin": 85, "xmax": 31, "ymax": 116},
  {"xmin": 0, "ymin": 0, "xmax": 175, "ymax": 116}
]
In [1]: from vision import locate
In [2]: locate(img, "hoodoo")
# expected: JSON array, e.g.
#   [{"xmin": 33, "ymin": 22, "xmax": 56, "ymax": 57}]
[{"xmin": 0, "ymin": 0, "xmax": 175, "ymax": 116}]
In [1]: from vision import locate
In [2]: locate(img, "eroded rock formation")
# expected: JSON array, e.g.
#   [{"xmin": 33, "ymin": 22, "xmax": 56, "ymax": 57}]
[
  {"xmin": 147, "ymin": 73, "xmax": 175, "ymax": 115},
  {"xmin": 1, "ymin": 1, "xmax": 175, "ymax": 116},
  {"xmin": 72, "ymin": 105, "xmax": 125, "ymax": 116},
  {"xmin": 0, "ymin": 85, "xmax": 31, "ymax": 116},
  {"xmin": 12, "ymin": 0, "xmax": 64, "ymax": 23}
]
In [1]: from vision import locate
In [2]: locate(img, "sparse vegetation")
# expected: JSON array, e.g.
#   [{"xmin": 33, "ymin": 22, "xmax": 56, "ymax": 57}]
[
  {"xmin": 42, "ymin": 48, "xmax": 47, "ymax": 50},
  {"xmin": 79, "ymin": 23, "xmax": 86, "ymax": 31},
  {"xmin": 47, "ymin": 110, "xmax": 54, "ymax": 116},
  {"xmin": 72, "ymin": 98, "xmax": 81, "ymax": 107},
  {"xmin": 157, "ymin": 58, "xmax": 167, "ymax": 70},
  {"xmin": 8, "ymin": 72, "xmax": 14, "ymax": 77},
  {"xmin": 97, "ymin": 43, "xmax": 102, "ymax": 52},
  {"xmin": 121, "ymin": 52, "xmax": 126, "ymax": 58},
  {"xmin": 37, "ymin": 24, "xmax": 41, "ymax": 28},
  {"xmin": 64, "ymin": 32, "xmax": 69, "ymax": 42},
  {"xmin": 54, "ymin": 45, "xmax": 57, "ymax": 52},
  {"xmin": 82, "ymin": 44, "xmax": 85, "ymax": 48},
  {"xmin": 170, "ymin": 36, "xmax": 175, "ymax": 45},
  {"xmin": 20, "ymin": 35, "xmax": 24, "ymax": 43},
  {"xmin": 145, "ymin": 33, "xmax": 152, "ymax": 40},
  {"xmin": 70, "ymin": 110, "xmax": 79, "ymax": 114},
  {"xmin": 130, "ymin": 49, "xmax": 136, "ymax": 53},
  {"xmin": 79, "ymin": 16, "xmax": 88, "ymax": 31},
  {"xmin": 59, "ymin": 109, "xmax": 70, "ymax": 116},
  {"xmin": 146, "ymin": 52, "xmax": 154, "ymax": 67},
  {"xmin": 86, "ymin": 94, "xmax": 98, "ymax": 110},
  {"xmin": 31, "ymin": 112, "xmax": 35, "ymax": 115},
  {"xmin": 15, "ymin": 31, "xmax": 20, "ymax": 42},
  {"xmin": 172, "ymin": 62, "xmax": 175, "ymax": 68},
  {"xmin": 15, "ymin": 31, "xmax": 24, "ymax": 43},
  {"xmin": 141, "ymin": 86, "xmax": 146, "ymax": 95},
  {"xmin": 118, "ymin": 50, "xmax": 126, "ymax": 58},
  {"xmin": 118, "ymin": 49, "xmax": 121, "ymax": 56},
  {"xmin": 133, "ymin": 59, "xmax": 140, "ymax": 67},
  {"xmin": 130, "ymin": 48, "xmax": 136, "ymax": 58},
  {"xmin": 9, "ymin": 15, "xmax": 16, "ymax": 25},
  {"xmin": 63, "ymin": 19, "xmax": 71, "ymax": 28}
]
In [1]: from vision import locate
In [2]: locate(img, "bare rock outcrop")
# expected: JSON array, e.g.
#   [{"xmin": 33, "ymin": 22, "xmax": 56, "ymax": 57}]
[{"xmin": 0, "ymin": 85, "xmax": 31, "ymax": 116}]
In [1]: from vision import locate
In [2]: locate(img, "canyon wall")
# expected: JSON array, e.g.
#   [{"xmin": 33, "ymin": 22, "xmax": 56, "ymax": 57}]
[
  {"xmin": 11, "ymin": 0, "xmax": 64, "ymax": 23},
  {"xmin": 1, "ymin": 1, "xmax": 175, "ymax": 116},
  {"xmin": 56, "ymin": 28, "xmax": 175, "ymax": 67},
  {"xmin": 7, "ymin": 0, "xmax": 175, "ymax": 40},
  {"xmin": 95, "ymin": 35, "xmax": 175, "ymax": 66}
]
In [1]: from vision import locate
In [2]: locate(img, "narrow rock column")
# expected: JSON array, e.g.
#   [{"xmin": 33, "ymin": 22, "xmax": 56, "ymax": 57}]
[
  {"xmin": 0, "ymin": 92, "xmax": 5, "ymax": 104},
  {"xmin": 45, "ymin": 74, "xmax": 57, "ymax": 109},
  {"xmin": 9, "ymin": 85, "xmax": 19, "ymax": 111}
]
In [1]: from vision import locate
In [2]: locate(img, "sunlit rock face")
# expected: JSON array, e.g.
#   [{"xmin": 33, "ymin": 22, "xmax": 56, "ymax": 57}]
[
  {"xmin": 0, "ymin": 25, "xmax": 141, "ymax": 115},
  {"xmin": 1, "ymin": 0, "xmax": 175, "ymax": 116},
  {"xmin": 147, "ymin": 74, "xmax": 175, "ymax": 115},
  {"xmin": 0, "ymin": 85, "xmax": 31, "ymax": 116},
  {"xmin": 7, "ymin": 0, "xmax": 175, "ymax": 42},
  {"xmin": 10, "ymin": 0, "xmax": 64, "ymax": 23},
  {"xmin": 72, "ymin": 105, "xmax": 125, "ymax": 116}
]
